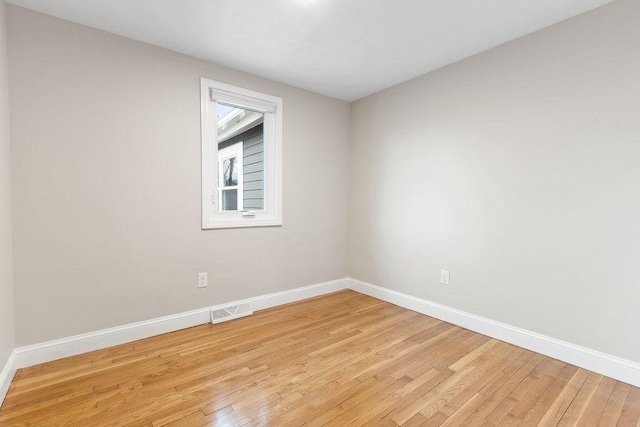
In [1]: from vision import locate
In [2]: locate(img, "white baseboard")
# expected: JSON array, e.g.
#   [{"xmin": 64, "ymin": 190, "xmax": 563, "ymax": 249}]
[
  {"xmin": 13, "ymin": 278, "xmax": 349, "ymax": 371},
  {"xmin": 0, "ymin": 350, "xmax": 16, "ymax": 406},
  {"xmin": 347, "ymin": 278, "xmax": 640, "ymax": 388},
  {"xmin": 251, "ymin": 278, "xmax": 347, "ymax": 311},
  {"xmin": 4, "ymin": 275, "xmax": 638, "ymax": 410}
]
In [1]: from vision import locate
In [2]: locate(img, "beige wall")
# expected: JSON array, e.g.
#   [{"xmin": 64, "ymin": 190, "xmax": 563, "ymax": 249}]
[
  {"xmin": 349, "ymin": 0, "xmax": 640, "ymax": 363},
  {"xmin": 8, "ymin": 6, "xmax": 350, "ymax": 346},
  {"xmin": 0, "ymin": 0, "xmax": 15, "ymax": 367}
]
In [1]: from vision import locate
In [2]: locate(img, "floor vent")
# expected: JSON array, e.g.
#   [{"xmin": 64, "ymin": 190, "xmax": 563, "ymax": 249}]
[{"xmin": 210, "ymin": 302, "xmax": 253, "ymax": 325}]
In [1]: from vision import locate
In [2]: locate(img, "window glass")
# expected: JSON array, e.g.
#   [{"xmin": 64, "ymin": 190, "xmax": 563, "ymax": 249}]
[
  {"xmin": 221, "ymin": 189, "xmax": 238, "ymax": 211},
  {"xmin": 216, "ymin": 102, "xmax": 265, "ymax": 212},
  {"xmin": 223, "ymin": 158, "xmax": 238, "ymax": 186}
]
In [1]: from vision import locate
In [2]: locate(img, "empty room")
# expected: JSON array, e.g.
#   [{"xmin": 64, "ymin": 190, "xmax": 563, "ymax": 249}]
[{"xmin": 0, "ymin": 0, "xmax": 639, "ymax": 425}]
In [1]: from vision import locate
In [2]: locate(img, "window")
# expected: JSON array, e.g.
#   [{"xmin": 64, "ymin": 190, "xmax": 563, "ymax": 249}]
[
  {"xmin": 218, "ymin": 143, "xmax": 243, "ymax": 211},
  {"xmin": 201, "ymin": 78, "xmax": 283, "ymax": 229}
]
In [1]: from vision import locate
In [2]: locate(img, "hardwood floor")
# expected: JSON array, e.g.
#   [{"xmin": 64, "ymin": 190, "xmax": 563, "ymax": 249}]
[{"xmin": 1, "ymin": 290, "xmax": 638, "ymax": 426}]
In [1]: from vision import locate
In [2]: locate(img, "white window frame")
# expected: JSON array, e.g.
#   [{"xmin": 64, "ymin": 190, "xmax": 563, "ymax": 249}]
[
  {"xmin": 201, "ymin": 78, "xmax": 283, "ymax": 229},
  {"xmin": 218, "ymin": 143, "xmax": 243, "ymax": 212}
]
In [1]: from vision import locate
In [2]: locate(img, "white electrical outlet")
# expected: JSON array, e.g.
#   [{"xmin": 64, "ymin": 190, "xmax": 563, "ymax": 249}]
[
  {"xmin": 197, "ymin": 272, "xmax": 208, "ymax": 288},
  {"xmin": 440, "ymin": 270, "xmax": 450, "ymax": 286}
]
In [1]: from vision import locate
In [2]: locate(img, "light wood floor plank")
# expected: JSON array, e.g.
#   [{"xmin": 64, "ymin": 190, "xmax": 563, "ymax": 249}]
[{"xmin": 0, "ymin": 290, "xmax": 637, "ymax": 426}]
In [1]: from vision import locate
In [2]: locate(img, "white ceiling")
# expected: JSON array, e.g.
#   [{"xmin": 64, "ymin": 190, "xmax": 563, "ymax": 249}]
[{"xmin": 7, "ymin": 0, "xmax": 614, "ymax": 101}]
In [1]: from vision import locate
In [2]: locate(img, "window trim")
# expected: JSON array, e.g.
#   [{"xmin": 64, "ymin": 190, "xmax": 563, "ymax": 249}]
[{"xmin": 201, "ymin": 78, "xmax": 283, "ymax": 229}]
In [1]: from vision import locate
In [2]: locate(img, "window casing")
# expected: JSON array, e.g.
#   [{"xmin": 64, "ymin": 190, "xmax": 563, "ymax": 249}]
[{"xmin": 201, "ymin": 78, "xmax": 282, "ymax": 229}]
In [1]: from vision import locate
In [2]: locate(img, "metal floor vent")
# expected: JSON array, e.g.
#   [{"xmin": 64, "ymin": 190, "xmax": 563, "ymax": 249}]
[{"xmin": 210, "ymin": 302, "xmax": 253, "ymax": 324}]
